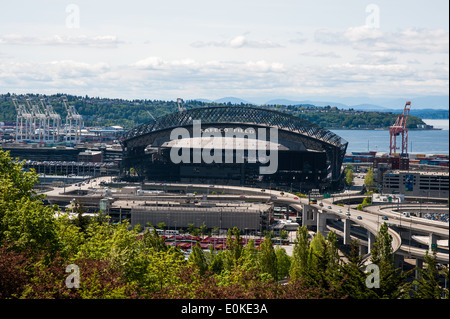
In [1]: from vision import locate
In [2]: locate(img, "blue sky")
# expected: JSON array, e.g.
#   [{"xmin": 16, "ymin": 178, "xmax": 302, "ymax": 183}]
[{"xmin": 0, "ymin": 0, "xmax": 448, "ymax": 105}]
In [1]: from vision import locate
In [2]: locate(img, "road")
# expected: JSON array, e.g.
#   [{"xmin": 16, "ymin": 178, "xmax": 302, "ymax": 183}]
[{"xmin": 44, "ymin": 177, "xmax": 449, "ymax": 263}]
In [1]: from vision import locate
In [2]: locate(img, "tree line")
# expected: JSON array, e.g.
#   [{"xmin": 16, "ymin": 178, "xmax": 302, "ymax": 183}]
[
  {"xmin": 1, "ymin": 93, "xmax": 425, "ymax": 130},
  {"xmin": 0, "ymin": 149, "xmax": 447, "ymax": 299}
]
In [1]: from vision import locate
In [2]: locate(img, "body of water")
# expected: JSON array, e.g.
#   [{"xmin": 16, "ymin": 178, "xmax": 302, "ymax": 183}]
[{"xmin": 331, "ymin": 119, "xmax": 449, "ymax": 155}]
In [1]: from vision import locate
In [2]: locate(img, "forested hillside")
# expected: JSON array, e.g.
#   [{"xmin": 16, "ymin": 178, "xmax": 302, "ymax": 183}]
[{"xmin": 0, "ymin": 93, "xmax": 425, "ymax": 130}]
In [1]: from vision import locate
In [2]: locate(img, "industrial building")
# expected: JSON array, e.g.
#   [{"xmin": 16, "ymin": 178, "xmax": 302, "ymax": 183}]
[
  {"xmin": 382, "ymin": 170, "xmax": 449, "ymax": 198},
  {"xmin": 107, "ymin": 199, "xmax": 273, "ymax": 232}
]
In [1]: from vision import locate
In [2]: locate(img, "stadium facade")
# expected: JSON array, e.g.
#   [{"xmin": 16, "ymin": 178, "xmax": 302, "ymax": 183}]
[{"xmin": 120, "ymin": 106, "xmax": 348, "ymax": 192}]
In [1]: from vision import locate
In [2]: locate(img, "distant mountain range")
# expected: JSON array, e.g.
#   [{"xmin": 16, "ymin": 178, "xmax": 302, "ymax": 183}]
[{"xmin": 192, "ymin": 95, "xmax": 449, "ymax": 119}]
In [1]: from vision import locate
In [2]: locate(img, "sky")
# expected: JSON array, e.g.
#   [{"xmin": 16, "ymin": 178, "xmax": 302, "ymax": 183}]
[{"xmin": 0, "ymin": 0, "xmax": 448, "ymax": 105}]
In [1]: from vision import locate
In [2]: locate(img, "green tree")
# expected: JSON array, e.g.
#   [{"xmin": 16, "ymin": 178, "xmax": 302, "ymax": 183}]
[
  {"xmin": 71, "ymin": 200, "xmax": 90, "ymax": 233},
  {"xmin": 156, "ymin": 222, "xmax": 166, "ymax": 230},
  {"xmin": 345, "ymin": 165, "xmax": 354, "ymax": 186},
  {"xmin": 199, "ymin": 223, "xmax": 208, "ymax": 237},
  {"xmin": 279, "ymin": 229, "xmax": 288, "ymax": 241},
  {"xmin": 370, "ymin": 223, "xmax": 409, "ymax": 298},
  {"xmin": 187, "ymin": 223, "xmax": 195, "ymax": 235},
  {"xmin": 142, "ymin": 227, "xmax": 168, "ymax": 252},
  {"xmin": 362, "ymin": 196, "xmax": 372, "ymax": 206},
  {"xmin": 224, "ymin": 227, "xmax": 244, "ymax": 270},
  {"xmin": 364, "ymin": 168, "xmax": 375, "ymax": 188},
  {"xmin": 189, "ymin": 243, "xmax": 208, "ymax": 276},
  {"xmin": 0, "ymin": 150, "xmax": 61, "ymax": 255},
  {"xmin": 370, "ymin": 223, "xmax": 393, "ymax": 266},
  {"xmin": 339, "ymin": 240, "xmax": 378, "ymax": 298},
  {"xmin": 240, "ymin": 238, "xmax": 258, "ymax": 273},
  {"xmin": 275, "ymin": 247, "xmax": 291, "ymax": 280},
  {"xmin": 290, "ymin": 226, "xmax": 311, "ymax": 280},
  {"xmin": 413, "ymin": 250, "xmax": 446, "ymax": 299},
  {"xmin": 259, "ymin": 236, "xmax": 278, "ymax": 281},
  {"xmin": 208, "ymin": 249, "xmax": 225, "ymax": 275}
]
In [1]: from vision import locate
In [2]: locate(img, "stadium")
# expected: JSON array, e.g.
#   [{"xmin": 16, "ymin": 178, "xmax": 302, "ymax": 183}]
[{"xmin": 120, "ymin": 106, "xmax": 348, "ymax": 192}]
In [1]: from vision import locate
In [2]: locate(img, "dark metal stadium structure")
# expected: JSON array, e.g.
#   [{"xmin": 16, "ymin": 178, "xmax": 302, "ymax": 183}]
[{"xmin": 120, "ymin": 106, "xmax": 348, "ymax": 191}]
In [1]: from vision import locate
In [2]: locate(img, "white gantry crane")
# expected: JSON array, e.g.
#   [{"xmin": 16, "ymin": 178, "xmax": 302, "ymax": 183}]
[
  {"xmin": 62, "ymin": 96, "xmax": 83, "ymax": 144},
  {"xmin": 26, "ymin": 96, "xmax": 48, "ymax": 142},
  {"xmin": 12, "ymin": 95, "xmax": 33, "ymax": 142},
  {"xmin": 40, "ymin": 97, "xmax": 61, "ymax": 143}
]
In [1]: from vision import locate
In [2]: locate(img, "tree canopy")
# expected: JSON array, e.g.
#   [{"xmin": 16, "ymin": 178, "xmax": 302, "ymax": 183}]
[
  {"xmin": 0, "ymin": 148, "xmax": 447, "ymax": 299},
  {"xmin": 0, "ymin": 93, "xmax": 426, "ymax": 130}
]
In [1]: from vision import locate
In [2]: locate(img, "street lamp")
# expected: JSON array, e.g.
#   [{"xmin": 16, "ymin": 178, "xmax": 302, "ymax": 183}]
[{"xmin": 291, "ymin": 176, "xmax": 295, "ymax": 193}]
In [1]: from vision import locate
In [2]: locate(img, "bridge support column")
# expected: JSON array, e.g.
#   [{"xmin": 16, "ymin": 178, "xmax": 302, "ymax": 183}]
[
  {"xmin": 343, "ymin": 218, "xmax": 351, "ymax": 245},
  {"xmin": 316, "ymin": 211, "xmax": 328, "ymax": 236},
  {"xmin": 367, "ymin": 231, "xmax": 376, "ymax": 254},
  {"xmin": 429, "ymin": 233, "xmax": 437, "ymax": 252},
  {"xmin": 301, "ymin": 204, "xmax": 316, "ymax": 228},
  {"xmin": 415, "ymin": 258, "xmax": 423, "ymax": 279}
]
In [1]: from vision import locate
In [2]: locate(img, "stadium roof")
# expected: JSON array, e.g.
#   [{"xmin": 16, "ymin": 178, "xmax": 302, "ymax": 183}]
[{"xmin": 122, "ymin": 106, "xmax": 348, "ymax": 149}]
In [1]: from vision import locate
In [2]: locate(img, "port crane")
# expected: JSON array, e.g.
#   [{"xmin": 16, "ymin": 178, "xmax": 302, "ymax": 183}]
[
  {"xmin": 12, "ymin": 95, "xmax": 33, "ymax": 141},
  {"xmin": 389, "ymin": 101, "xmax": 411, "ymax": 155},
  {"xmin": 62, "ymin": 96, "xmax": 83, "ymax": 144},
  {"xmin": 40, "ymin": 97, "xmax": 61, "ymax": 143},
  {"xmin": 26, "ymin": 96, "xmax": 48, "ymax": 142}
]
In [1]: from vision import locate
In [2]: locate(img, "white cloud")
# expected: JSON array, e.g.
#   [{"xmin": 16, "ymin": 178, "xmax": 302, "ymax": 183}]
[
  {"xmin": 244, "ymin": 60, "xmax": 285, "ymax": 72},
  {"xmin": 315, "ymin": 26, "xmax": 449, "ymax": 54},
  {"xmin": 1, "ymin": 53, "xmax": 447, "ymax": 101},
  {"xmin": 343, "ymin": 26, "xmax": 383, "ymax": 43},
  {"xmin": 355, "ymin": 52, "xmax": 398, "ymax": 65},
  {"xmin": 0, "ymin": 60, "xmax": 112, "ymax": 88},
  {"xmin": 299, "ymin": 51, "xmax": 341, "ymax": 58},
  {"xmin": 0, "ymin": 34, "xmax": 121, "ymax": 48},
  {"xmin": 230, "ymin": 35, "xmax": 246, "ymax": 48},
  {"xmin": 289, "ymin": 32, "xmax": 308, "ymax": 45},
  {"xmin": 190, "ymin": 34, "xmax": 282, "ymax": 49},
  {"xmin": 131, "ymin": 56, "xmax": 165, "ymax": 69},
  {"xmin": 131, "ymin": 56, "xmax": 285, "ymax": 74}
]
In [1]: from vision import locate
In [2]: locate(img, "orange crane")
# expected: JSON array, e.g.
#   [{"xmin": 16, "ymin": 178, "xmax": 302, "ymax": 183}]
[{"xmin": 389, "ymin": 101, "xmax": 411, "ymax": 155}]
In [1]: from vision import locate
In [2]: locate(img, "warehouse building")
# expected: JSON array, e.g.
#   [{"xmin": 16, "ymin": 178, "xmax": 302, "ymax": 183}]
[{"xmin": 382, "ymin": 170, "xmax": 449, "ymax": 198}]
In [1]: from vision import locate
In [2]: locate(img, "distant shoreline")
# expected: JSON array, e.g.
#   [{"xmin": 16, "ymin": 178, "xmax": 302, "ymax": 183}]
[
  {"xmin": 326, "ymin": 127, "xmax": 442, "ymax": 131},
  {"xmin": 422, "ymin": 119, "xmax": 449, "ymax": 131}
]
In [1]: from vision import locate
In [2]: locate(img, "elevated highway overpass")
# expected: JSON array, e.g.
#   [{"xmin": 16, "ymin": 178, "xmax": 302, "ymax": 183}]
[{"xmin": 44, "ymin": 176, "xmax": 449, "ymax": 264}]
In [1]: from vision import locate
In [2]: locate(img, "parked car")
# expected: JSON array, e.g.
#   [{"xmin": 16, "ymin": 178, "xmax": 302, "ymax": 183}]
[{"xmin": 382, "ymin": 216, "xmax": 389, "ymax": 220}]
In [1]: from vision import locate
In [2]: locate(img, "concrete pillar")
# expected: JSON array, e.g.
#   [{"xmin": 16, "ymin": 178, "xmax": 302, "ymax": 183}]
[
  {"xmin": 316, "ymin": 211, "xmax": 327, "ymax": 235},
  {"xmin": 301, "ymin": 204, "xmax": 308, "ymax": 226},
  {"xmin": 301, "ymin": 204, "xmax": 316, "ymax": 227},
  {"xmin": 429, "ymin": 233, "xmax": 437, "ymax": 252},
  {"xmin": 415, "ymin": 258, "xmax": 423, "ymax": 279},
  {"xmin": 367, "ymin": 230, "xmax": 376, "ymax": 254},
  {"xmin": 343, "ymin": 218, "xmax": 351, "ymax": 245}
]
